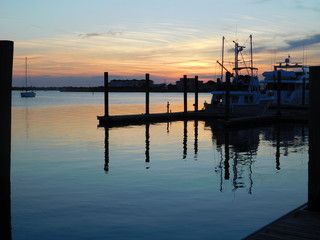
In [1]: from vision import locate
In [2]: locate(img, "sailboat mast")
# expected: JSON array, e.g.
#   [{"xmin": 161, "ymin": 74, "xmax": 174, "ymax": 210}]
[
  {"xmin": 250, "ymin": 35, "xmax": 253, "ymax": 76},
  {"xmin": 25, "ymin": 57, "xmax": 28, "ymax": 89},
  {"xmin": 221, "ymin": 36, "xmax": 225, "ymax": 81}
]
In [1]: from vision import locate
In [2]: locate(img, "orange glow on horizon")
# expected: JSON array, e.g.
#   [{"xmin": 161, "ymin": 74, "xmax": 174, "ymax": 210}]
[{"xmin": 13, "ymin": 34, "xmax": 319, "ymax": 85}]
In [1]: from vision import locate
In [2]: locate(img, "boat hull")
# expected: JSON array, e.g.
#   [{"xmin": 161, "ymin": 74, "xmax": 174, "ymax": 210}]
[
  {"xmin": 21, "ymin": 91, "xmax": 36, "ymax": 98},
  {"xmin": 204, "ymin": 99, "xmax": 273, "ymax": 116}
]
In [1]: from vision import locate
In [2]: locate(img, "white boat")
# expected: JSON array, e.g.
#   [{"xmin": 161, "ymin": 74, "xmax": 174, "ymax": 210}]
[
  {"xmin": 260, "ymin": 56, "xmax": 309, "ymax": 106},
  {"xmin": 20, "ymin": 57, "xmax": 36, "ymax": 98},
  {"xmin": 204, "ymin": 35, "xmax": 274, "ymax": 116}
]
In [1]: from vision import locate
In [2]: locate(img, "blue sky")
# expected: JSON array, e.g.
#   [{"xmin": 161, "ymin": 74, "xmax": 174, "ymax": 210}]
[{"xmin": 1, "ymin": 0, "xmax": 319, "ymax": 86}]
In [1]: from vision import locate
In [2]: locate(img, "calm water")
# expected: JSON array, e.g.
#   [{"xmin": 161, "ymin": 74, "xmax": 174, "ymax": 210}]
[{"xmin": 10, "ymin": 91, "xmax": 308, "ymax": 239}]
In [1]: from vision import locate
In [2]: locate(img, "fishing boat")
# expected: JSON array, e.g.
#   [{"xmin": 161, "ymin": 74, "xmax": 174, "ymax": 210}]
[
  {"xmin": 260, "ymin": 56, "xmax": 309, "ymax": 106},
  {"xmin": 21, "ymin": 57, "xmax": 36, "ymax": 98},
  {"xmin": 204, "ymin": 35, "xmax": 274, "ymax": 116}
]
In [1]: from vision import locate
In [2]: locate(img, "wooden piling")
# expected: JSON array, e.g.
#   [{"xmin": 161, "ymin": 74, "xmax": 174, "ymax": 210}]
[
  {"xmin": 225, "ymin": 72, "xmax": 231, "ymax": 120},
  {"xmin": 194, "ymin": 76, "xmax": 199, "ymax": 112},
  {"xmin": 277, "ymin": 70, "xmax": 282, "ymax": 117},
  {"xmin": 104, "ymin": 72, "xmax": 109, "ymax": 117},
  {"xmin": 308, "ymin": 66, "xmax": 320, "ymax": 211},
  {"xmin": 183, "ymin": 75, "xmax": 187, "ymax": 113},
  {"xmin": 0, "ymin": 40, "xmax": 14, "ymax": 240},
  {"xmin": 146, "ymin": 73, "xmax": 150, "ymax": 115}
]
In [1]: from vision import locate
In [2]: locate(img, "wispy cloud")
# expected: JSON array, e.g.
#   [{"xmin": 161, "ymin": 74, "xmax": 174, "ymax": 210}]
[
  {"xmin": 78, "ymin": 31, "xmax": 123, "ymax": 39},
  {"xmin": 285, "ymin": 33, "xmax": 320, "ymax": 50}
]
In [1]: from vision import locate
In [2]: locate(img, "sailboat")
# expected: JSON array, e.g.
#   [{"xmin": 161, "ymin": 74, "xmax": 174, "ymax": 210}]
[{"xmin": 20, "ymin": 57, "xmax": 36, "ymax": 98}]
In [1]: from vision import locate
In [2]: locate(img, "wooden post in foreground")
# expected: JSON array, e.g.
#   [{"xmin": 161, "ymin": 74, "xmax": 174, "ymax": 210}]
[
  {"xmin": 194, "ymin": 76, "xmax": 199, "ymax": 112},
  {"xmin": 183, "ymin": 75, "xmax": 187, "ymax": 113},
  {"xmin": 104, "ymin": 72, "xmax": 109, "ymax": 117},
  {"xmin": 0, "ymin": 40, "xmax": 14, "ymax": 240},
  {"xmin": 145, "ymin": 73, "xmax": 150, "ymax": 115},
  {"xmin": 308, "ymin": 66, "xmax": 320, "ymax": 211}
]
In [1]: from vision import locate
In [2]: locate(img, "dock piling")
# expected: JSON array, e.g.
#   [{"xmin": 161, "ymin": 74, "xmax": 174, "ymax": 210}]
[
  {"xmin": 183, "ymin": 75, "xmax": 187, "ymax": 113},
  {"xmin": 104, "ymin": 72, "xmax": 109, "ymax": 117},
  {"xmin": 308, "ymin": 66, "xmax": 320, "ymax": 211},
  {"xmin": 0, "ymin": 40, "xmax": 14, "ymax": 240},
  {"xmin": 194, "ymin": 76, "xmax": 199, "ymax": 112},
  {"xmin": 146, "ymin": 73, "xmax": 150, "ymax": 115}
]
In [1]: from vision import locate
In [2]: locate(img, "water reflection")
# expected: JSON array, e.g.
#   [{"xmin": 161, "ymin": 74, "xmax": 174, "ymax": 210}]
[
  {"xmin": 145, "ymin": 123, "xmax": 150, "ymax": 169},
  {"xmin": 104, "ymin": 124, "xmax": 109, "ymax": 173},
  {"xmin": 194, "ymin": 120, "xmax": 198, "ymax": 160},
  {"xmin": 183, "ymin": 120, "xmax": 187, "ymax": 159},
  {"xmin": 103, "ymin": 121, "xmax": 308, "ymax": 195},
  {"xmin": 213, "ymin": 126, "xmax": 257, "ymax": 193},
  {"xmin": 207, "ymin": 122, "xmax": 308, "ymax": 193}
]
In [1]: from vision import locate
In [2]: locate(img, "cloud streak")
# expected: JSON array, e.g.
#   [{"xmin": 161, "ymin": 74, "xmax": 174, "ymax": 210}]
[
  {"xmin": 285, "ymin": 33, "xmax": 320, "ymax": 50},
  {"xmin": 251, "ymin": 33, "xmax": 320, "ymax": 54},
  {"xmin": 78, "ymin": 31, "xmax": 123, "ymax": 38}
]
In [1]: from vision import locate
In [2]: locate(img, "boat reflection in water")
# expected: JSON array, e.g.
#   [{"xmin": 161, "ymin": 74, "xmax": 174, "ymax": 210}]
[
  {"xmin": 103, "ymin": 120, "xmax": 308, "ymax": 195},
  {"xmin": 208, "ymin": 123, "xmax": 259, "ymax": 194},
  {"xmin": 206, "ymin": 121, "xmax": 308, "ymax": 194}
]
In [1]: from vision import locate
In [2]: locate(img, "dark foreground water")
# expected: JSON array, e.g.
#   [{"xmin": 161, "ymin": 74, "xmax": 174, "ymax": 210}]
[{"xmin": 8, "ymin": 91, "xmax": 308, "ymax": 239}]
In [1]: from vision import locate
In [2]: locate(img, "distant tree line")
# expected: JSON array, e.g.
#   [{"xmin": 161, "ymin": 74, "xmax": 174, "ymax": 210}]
[{"xmin": 12, "ymin": 79, "xmax": 217, "ymax": 92}]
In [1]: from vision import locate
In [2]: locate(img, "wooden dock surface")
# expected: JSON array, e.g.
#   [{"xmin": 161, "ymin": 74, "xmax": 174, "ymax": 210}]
[
  {"xmin": 243, "ymin": 204, "xmax": 320, "ymax": 240},
  {"xmin": 97, "ymin": 107, "xmax": 309, "ymax": 127}
]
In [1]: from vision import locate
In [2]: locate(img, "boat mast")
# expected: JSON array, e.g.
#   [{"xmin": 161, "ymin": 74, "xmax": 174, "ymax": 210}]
[
  {"xmin": 25, "ymin": 57, "xmax": 28, "ymax": 89},
  {"xmin": 250, "ymin": 35, "xmax": 253, "ymax": 77},
  {"xmin": 220, "ymin": 36, "xmax": 225, "ymax": 81},
  {"xmin": 233, "ymin": 39, "xmax": 245, "ymax": 77},
  {"xmin": 234, "ymin": 41, "xmax": 238, "ymax": 77}
]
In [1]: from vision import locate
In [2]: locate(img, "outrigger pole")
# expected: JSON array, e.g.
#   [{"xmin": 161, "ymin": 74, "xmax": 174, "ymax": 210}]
[{"xmin": 217, "ymin": 60, "xmax": 229, "ymax": 73}]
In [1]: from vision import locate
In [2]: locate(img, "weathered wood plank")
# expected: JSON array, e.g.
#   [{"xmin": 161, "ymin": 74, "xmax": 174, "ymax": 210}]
[{"xmin": 243, "ymin": 206, "xmax": 320, "ymax": 240}]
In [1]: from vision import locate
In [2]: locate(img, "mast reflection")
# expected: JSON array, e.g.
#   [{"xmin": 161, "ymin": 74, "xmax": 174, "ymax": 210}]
[
  {"xmin": 209, "ymin": 122, "xmax": 260, "ymax": 194},
  {"xmin": 194, "ymin": 120, "xmax": 198, "ymax": 160}
]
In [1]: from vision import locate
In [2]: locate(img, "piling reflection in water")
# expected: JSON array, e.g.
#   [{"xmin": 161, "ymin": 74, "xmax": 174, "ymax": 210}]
[
  {"xmin": 145, "ymin": 123, "xmax": 150, "ymax": 169},
  {"xmin": 103, "ymin": 121, "xmax": 308, "ymax": 194},
  {"xmin": 183, "ymin": 120, "xmax": 187, "ymax": 159}
]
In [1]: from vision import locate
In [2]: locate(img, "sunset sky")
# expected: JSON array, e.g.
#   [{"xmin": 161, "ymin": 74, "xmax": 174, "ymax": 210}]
[{"xmin": 2, "ymin": 0, "xmax": 320, "ymax": 87}]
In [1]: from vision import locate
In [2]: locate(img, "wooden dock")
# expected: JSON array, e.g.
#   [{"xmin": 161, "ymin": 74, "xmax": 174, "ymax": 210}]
[
  {"xmin": 97, "ymin": 107, "xmax": 309, "ymax": 127},
  {"xmin": 243, "ymin": 204, "xmax": 320, "ymax": 240}
]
